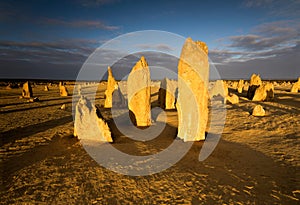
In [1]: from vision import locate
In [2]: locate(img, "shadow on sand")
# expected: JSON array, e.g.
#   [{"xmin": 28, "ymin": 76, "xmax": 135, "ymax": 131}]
[{"xmin": 0, "ymin": 115, "xmax": 73, "ymax": 145}]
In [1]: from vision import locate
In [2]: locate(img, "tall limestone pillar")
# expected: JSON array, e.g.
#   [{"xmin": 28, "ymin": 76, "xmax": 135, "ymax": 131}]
[
  {"xmin": 104, "ymin": 66, "xmax": 118, "ymax": 108},
  {"xmin": 177, "ymin": 38, "xmax": 209, "ymax": 141},
  {"xmin": 22, "ymin": 81, "xmax": 33, "ymax": 98},
  {"xmin": 127, "ymin": 56, "xmax": 151, "ymax": 126}
]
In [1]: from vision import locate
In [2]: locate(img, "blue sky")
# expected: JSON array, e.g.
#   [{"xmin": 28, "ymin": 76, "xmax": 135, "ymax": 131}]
[{"xmin": 0, "ymin": 0, "xmax": 299, "ymax": 80}]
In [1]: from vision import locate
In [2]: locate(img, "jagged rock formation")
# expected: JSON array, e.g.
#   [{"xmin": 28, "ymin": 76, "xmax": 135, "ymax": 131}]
[
  {"xmin": 60, "ymin": 85, "xmax": 69, "ymax": 96},
  {"xmin": 252, "ymin": 105, "xmax": 265, "ymax": 116},
  {"xmin": 243, "ymin": 81, "xmax": 249, "ymax": 91},
  {"xmin": 44, "ymin": 86, "xmax": 49, "ymax": 91},
  {"xmin": 104, "ymin": 67, "xmax": 118, "ymax": 108},
  {"xmin": 177, "ymin": 37, "xmax": 209, "ymax": 141},
  {"xmin": 291, "ymin": 77, "xmax": 300, "ymax": 93},
  {"xmin": 74, "ymin": 96, "xmax": 112, "ymax": 142},
  {"xmin": 6, "ymin": 83, "xmax": 18, "ymax": 89},
  {"xmin": 127, "ymin": 56, "xmax": 151, "ymax": 126},
  {"xmin": 226, "ymin": 93, "xmax": 239, "ymax": 104},
  {"xmin": 265, "ymin": 82, "xmax": 275, "ymax": 100},
  {"xmin": 209, "ymin": 80, "xmax": 228, "ymax": 104},
  {"xmin": 252, "ymin": 82, "xmax": 274, "ymax": 101},
  {"xmin": 59, "ymin": 81, "xmax": 68, "ymax": 96},
  {"xmin": 237, "ymin": 79, "xmax": 244, "ymax": 93},
  {"xmin": 59, "ymin": 81, "xmax": 64, "ymax": 89},
  {"xmin": 232, "ymin": 81, "xmax": 238, "ymax": 89},
  {"xmin": 210, "ymin": 80, "xmax": 228, "ymax": 98},
  {"xmin": 247, "ymin": 74, "xmax": 262, "ymax": 100},
  {"xmin": 22, "ymin": 81, "xmax": 33, "ymax": 98},
  {"xmin": 159, "ymin": 78, "xmax": 177, "ymax": 109}
]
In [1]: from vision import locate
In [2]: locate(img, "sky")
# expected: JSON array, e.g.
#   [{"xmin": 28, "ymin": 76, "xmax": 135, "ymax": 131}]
[{"xmin": 0, "ymin": 0, "xmax": 299, "ymax": 80}]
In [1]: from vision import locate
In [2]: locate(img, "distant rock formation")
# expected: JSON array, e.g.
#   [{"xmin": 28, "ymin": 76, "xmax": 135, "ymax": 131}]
[
  {"xmin": 232, "ymin": 81, "xmax": 238, "ymax": 89},
  {"xmin": 209, "ymin": 80, "xmax": 228, "ymax": 104},
  {"xmin": 210, "ymin": 80, "xmax": 228, "ymax": 98},
  {"xmin": 74, "ymin": 96, "xmax": 112, "ymax": 142},
  {"xmin": 265, "ymin": 82, "xmax": 275, "ymax": 100},
  {"xmin": 127, "ymin": 56, "xmax": 151, "ymax": 126},
  {"xmin": 226, "ymin": 93, "xmax": 239, "ymax": 104},
  {"xmin": 22, "ymin": 81, "xmax": 33, "ymax": 98},
  {"xmin": 104, "ymin": 67, "xmax": 118, "ymax": 108},
  {"xmin": 44, "ymin": 85, "xmax": 49, "ymax": 91},
  {"xmin": 237, "ymin": 79, "xmax": 244, "ymax": 93},
  {"xmin": 243, "ymin": 81, "xmax": 249, "ymax": 91},
  {"xmin": 247, "ymin": 74, "xmax": 262, "ymax": 100},
  {"xmin": 252, "ymin": 105, "xmax": 265, "ymax": 116},
  {"xmin": 6, "ymin": 83, "xmax": 18, "ymax": 89},
  {"xmin": 252, "ymin": 82, "xmax": 274, "ymax": 101},
  {"xmin": 60, "ymin": 104, "xmax": 66, "ymax": 110},
  {"xmin": 60, "ymin": 84, "xmax": 69, "ymax": 96},
  {"xmin": 291, "ymin": 77, "xmax": 300, "ymax": 93},
  {"xmin": 77, "ymin": 84, "xmax": 82, "ymax": 96},
  {"xmin": 177, "ymin": 37, "xmax": 209, "ymax": 141},
  {"xmin": 159, "ymin": 78, "xmax": 177, "ymax": 109}
]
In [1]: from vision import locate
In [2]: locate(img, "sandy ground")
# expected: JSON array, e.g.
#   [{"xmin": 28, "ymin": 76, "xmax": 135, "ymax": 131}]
[{"xmin": 0, "ymin": 82, "xmax": 299, "ymax": 204}]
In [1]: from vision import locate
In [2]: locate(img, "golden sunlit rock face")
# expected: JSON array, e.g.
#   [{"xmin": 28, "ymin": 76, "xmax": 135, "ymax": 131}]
[
  {"xmin": 226, "ymin": 93, "xmax": 239, "ymax": 104},
  {"xmin": 252, "ymin": 104, "xmax": 265, "ymax": 116},
  {"xmin": 252, "ymin": 82, "xmax": 274, "ymax": 101},
  {"xmin": 59, "ymin": 85, "xmax": 69, "ymax": 96},
  {"xmin": 291, "ymin": 77, "xmax": 300, "ymax": 93},
  {"xmin": 59, "ymin": 81, "xmax": 69, "ymax": 97},
  {"xmin": 104, "ymin": 66, "xmax": 118, "ymax": 108},
  {"xmin": 177, "ymin": 37, "xmax": 209, "ymax": 141},
  {"xmin": 74, "ymin": 96, "xmax": 112, "ymax": 142},
  {"xmin": 247, "ymin": 73, "xmax": 262, "ymax": 100},
  {"xmin": 127, "ymin": 56, "xmax": 151, "ymax": 126},
  {"xmin": 237, "ymin": 79, "xmax": 244, "ymax": 93},
  {"xmin": 44, "ymin": 85, "xmax": 49, "ymax": 91},
  {"xmin": 22, "ymin": 81, "xmax": 33, "ymax": 98}
]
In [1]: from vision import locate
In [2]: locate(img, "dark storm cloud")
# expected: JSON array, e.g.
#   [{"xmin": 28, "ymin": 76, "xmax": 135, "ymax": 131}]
[
  {"xmin": 135, "ymin": 44, "xmax": 174, "ymax": 52},
  {"xmin": 109, "ymin": 51, "xmax": 179, "ymax": 80},
  {"xmin": 216, "ymin": 43, "xmax": 300, "ymax": 80},
  {"xmin": 229, "ymin": 35, "xmax": 267, "ymax": 51},
  {"xmin": 0, "ymin": 39, "xmax": 179, "ymax": 80},
  {"xmin": 0, "ymin": 39, "xmax": 100, "ymax": 79},
  {"xmin": 210, "ymin": 18, "xmax": 299, "ymax": 79},
  {"xmin": 228, "ymin": 21, "xmax": 299, "ymax": 51},
  {"xmin": 0, "ymin": 39, "xmax": 97, "ymax": 64},
  {"xmin": 211, "ymin": 20, "xmax": 299, "ymax": 65},
  {"xmin": 42, "ymin": 18, "xmax": 119, "ymax": 30}
]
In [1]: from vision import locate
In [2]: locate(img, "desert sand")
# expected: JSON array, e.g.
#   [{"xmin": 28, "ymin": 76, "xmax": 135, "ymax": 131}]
[{"xmin": 0, "ymin": 81, "xmax": 299, "ymax": 204}]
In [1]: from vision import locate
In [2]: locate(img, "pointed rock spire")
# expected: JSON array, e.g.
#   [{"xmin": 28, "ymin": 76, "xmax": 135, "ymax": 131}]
[
  {"xmin": 127, "ymin": 56, "xmax": 151, "ymax": 126},
  {"xmin": 104, "ymin": 66, "xmax": 118, "ymax": 108}
]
